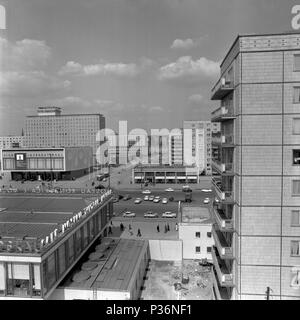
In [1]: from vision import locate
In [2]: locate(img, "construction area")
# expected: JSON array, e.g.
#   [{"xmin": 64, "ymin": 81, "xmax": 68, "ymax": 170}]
[{"xmin": 141, "ymin": 260, "xmax": 213, "ymax": 300}]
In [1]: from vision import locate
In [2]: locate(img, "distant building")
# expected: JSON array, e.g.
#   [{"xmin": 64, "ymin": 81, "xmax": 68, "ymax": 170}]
[
  {"xmin": 1, "ymin": 147, "xmax": 93, "ymax": 181},
  {"xmin": 25, "ymin": 107, "xmax": 105, "ymax": 163},
  {"xmin": 169, "ymin": 129, "xmax": 184, "ymax": 165},
  {"xmin": 183, "ymin": 121, "xmax": 219, "ymax": 175},
  {"xmin": 0, "ymin": 136, "xmax": 25, "ymax": 149},
  {"xmin": 179, "ymin": 205, "xmax": 214, "ymax": 261}
]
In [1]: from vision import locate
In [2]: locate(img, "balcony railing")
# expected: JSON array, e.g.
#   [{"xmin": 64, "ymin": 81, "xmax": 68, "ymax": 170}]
[
  {"xmin": 211, "ymin": 246, "xmax": 234, "ymax": 287},
  {"xmin": 211, "ymin": 78, "xmax": 234, "ymax": 100},
  {"xmin": 211, "ymin": 270, "xmax": 232, "ymax": 300},
  {"xmin": 212, "ymin": 206, "xmax": 234, "ymax": 232},
  {"xmin": 212, "ymin": 228, "xmax": 234, "ymax": 259},
  {"xmin": 212, "ymin": 179, "xmax": 234, "ymax": 203},
  {"xmin": 211, "ymin": 106, "xmax": 236, "ymax": 122},
  {"xmin": 211, "ymin": 134, "xmax": 235, "ymax": 147},
  {"xmin": 212, "ymin": 160, "xmax": 234, "ymax": 175}
]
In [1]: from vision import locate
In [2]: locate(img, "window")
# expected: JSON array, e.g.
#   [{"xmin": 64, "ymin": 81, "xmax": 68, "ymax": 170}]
[
  {"xmin": 293, "ymin": 150, "xmax": 300, "ymax": 165},
  {"xmin": 294, "ymin": 54, "xmax": 300, "ymax": 71},
  {"xmin": 294, "ymin": 87, "xmax": 300, "ymax": 103},
  {"xmin": 195, "ymin": 232, "xmax": 201, "ymax": 238},
  {"xmin": 292, "ymin": 180, "xmax": 300, "ymax": 195},
  {"xmin": 195, "ymin": 246, "xmax": 201, "ymax": 253},
  {"xmin": 207, "ymin": 232, "xmax": 212, "ymax": 238},
  {"xmin": 291, "ymin": 210, "xmax": 300, "ymax": 226},
  {"xmin": 291, "ymin": 241, "xmax": 300, "ymax": 256},
  {"xmin": 293, "ymin": 118, "xmax": 300, "ymax": 135},
  {"xmin": 7, "ymin": 263, "xmax": 30, "ymax": 297},
  {"xmin": 207, "ymin": 247, "xmax": 212, "ymax": 253}
]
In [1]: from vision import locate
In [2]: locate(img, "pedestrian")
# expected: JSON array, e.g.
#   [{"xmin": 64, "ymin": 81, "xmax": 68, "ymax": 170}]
[
  {"xmin": 137, "ymin": 228, "xmax": 141, "ymax": 237},
  {"xmin": 120, "ymin": 223, "xmax": 124, "ymax": 232},
  {"xmin": 108, "ymin": 226, "xmax": 112, "ymax": 234},
  {"xmin": 157, "ymin": 224, "xmax": 160, "ymax": 232},
  {"xmin": 167, "ymin": 223, "xmax": 170, "ymax": 232},
  {"xmin": 175, "ymin": 223, "xmax": 178, "ymax": 231},
  {"xmin": 129, "ymin": 224, "xmax": 132, "ymax": 230},
  {"xmin": 110, "ymin": 220, "xmax": 113, "ymax": 226}
]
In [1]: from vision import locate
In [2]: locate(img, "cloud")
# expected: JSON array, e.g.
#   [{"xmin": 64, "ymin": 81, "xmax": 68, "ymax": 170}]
[
  {"xmin": 95, "ymin": 100, "xmax": 125, "ymax": 112},
  {"xmin": 0, "ymin": 37, "xmax": 70, "ymax": 97},
  {"xmin": 149, "ymin": 105, "xmax": 164, "ymax": 112},
  {"xmin": 158, "ymin": 56, "xmax": 219, "ymax": 86},
  {"xmin": 60, "ymin": 61, "xmax": 139, "ymax": 78},
  {"xmin": 188, "ymin": 94, "xmax": 203, "ymax": 104},
  {"xmin": 171, "ymin": 38, "xmax": 196, "ymax": 50},
  {"xmin": 0, "ymin": 71, "xmax": 70, "ymax": 97}
]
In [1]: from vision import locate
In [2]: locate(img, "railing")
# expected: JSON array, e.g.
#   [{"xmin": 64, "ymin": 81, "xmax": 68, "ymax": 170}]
[
  {"xmin": 212, "ymin": 206, "xmax": 234, "ymax": 231},
  {"xmin": 211, "ymin": 106, "xmax": 235, "ymax": 121},
  {"xmin": 212, "ymin": 228, "xmax": 234, "ymax": 259},
  {"xmin": 0, "ymin": 187, "xmax": 108, "ymax": 195},
  {"xmin": 212, "ymin": 160, "xmax": 225, "ymax": 173},
  {"xmin": 211, "ymin": 78, "xmax": 234, "ymax": 100},
  {"xmin": 211, "ymin": 246, "xmax": 234, "ymax": 286}
]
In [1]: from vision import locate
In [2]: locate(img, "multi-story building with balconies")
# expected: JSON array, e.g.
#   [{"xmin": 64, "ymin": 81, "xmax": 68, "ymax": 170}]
[{"xmin": 211, "ymin": 32, "xmax": 300, "ymax": 300}]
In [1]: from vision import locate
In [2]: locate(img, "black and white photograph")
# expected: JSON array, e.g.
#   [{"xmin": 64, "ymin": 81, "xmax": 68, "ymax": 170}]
[{"xmin": 0, "ymin": 0, "xmax": 300, "ymax": 308}]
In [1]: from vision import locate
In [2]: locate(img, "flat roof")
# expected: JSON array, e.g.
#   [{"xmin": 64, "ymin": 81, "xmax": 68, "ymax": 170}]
[
  {"xmin": 181, "ymin": 205, "xmax": 212, "ymax": 224},
  {"xmin": 0, "ymin": 195, "xmax": 89, "ymax": 239},
  {"xmin": 63, "ymin": 238, "xmax": 147, "ymax": 291},
  {"xmin": 26, "ymin": 113, "xmax": 103, "ymax": 118}
]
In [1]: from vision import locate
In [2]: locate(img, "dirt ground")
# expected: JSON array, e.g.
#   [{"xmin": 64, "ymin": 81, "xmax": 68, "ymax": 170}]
[{"xmin": 141, "ymin": 260, "xmax": 213, "ymax": 300}]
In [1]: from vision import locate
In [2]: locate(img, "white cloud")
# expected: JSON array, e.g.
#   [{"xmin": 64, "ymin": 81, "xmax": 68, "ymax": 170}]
[
  {"xmin": 95, "ymin": 100, "xmax": 125, "ymax": 112},
  {"xmin": 0, "ymin": 37, "xmax": 69, "ymax": 97},
  {"xmin": 149, "ymin": 105, "xmax": 164, "ymax": 112},
  {"xmin": 158, "ymin": 56, "xmax": 219, "ymax": 85},
  {"xmin": 188, "ymin": 94, "xmax": 203, "ymax": 103},
  {"xmin": 171, "ymin": 38, "xmax": 196, "ymax": 50},
  {"xmin": 59, "ymin": 61, "xmax": 139, "ymax": 78},
  {"xmin": 45, "ymin": 96, "xmax": 91, "ymax": 108}
]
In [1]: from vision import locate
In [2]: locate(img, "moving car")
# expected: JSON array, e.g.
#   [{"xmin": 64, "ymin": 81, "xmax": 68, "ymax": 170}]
[
  {"xmin": 165, "ymin": 188, "xmax": 174, "ymax": 192},
  {"xmin": 201, "ymin": 188, "xmax": 212, "ymax": 193},
  {"xmin": 134, "ymin": 198, "xmax": 142, "ymax": 204},
  {"xmin": 123, "ymin": 211, "xmax": 136, "ymax": 217},
  {"xmin": 182, "ymin": 185, "xmax": 192, "ymax": 192},
  {"xmin": 144, "ymin": 212, "xmax": 158, "ymax": 218},
  {"xmin": 162, "ymin": 198, "xmax": 168, "ymax": 204},
  {"xmin": 203, "ymin": 198, "xmax": 210, "ymax": 204},
  {"xmin": 123, "ymin": 194, "xmax": 132, "ymax": 201},
  {"xmin": 162, "ymin": 211, "xmax": 177, "ymax": 218},
  {"xmin": 144, "ymin": 195, "xmax": 149, "ymax": 201},
  {"xmin": 142, "ymin": 189, "xmax": 151, "ymax": 194}
]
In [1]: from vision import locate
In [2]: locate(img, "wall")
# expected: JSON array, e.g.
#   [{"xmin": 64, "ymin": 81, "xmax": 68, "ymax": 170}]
[
  {"xmin": 65, "ymin": 147, "xmax": 93, "ymax": 171},
  {"xmin": 148, "ymin": 240, "xmax": 182, "ymax": 261}
]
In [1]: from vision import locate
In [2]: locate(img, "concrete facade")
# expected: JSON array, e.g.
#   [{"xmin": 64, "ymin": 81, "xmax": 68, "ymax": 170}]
[{"xmin": 211, "ymin": 33, "xmax": 300, "ymax": 300}]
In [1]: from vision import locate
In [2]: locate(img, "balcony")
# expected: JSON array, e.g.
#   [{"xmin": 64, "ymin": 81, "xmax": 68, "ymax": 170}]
[
  {"xmin": 212, "ymin": 228, "xmax": 234, "ymax": 259},
  {"xmin": 211, "ymin": 246, "xmax": 234, "ymax": 287},
  {"xmin": 211, "ymin": 106, "xmax": 236, "ymax": 122},
  {"xmin": 212, "ymin": 206, "xmax": 234, "ymax": 232},
  {"xmin": 211, "ymin": 134, "xmax": 235, "ymax": 148},
  {"xmin": 211, "ymin": 78, "xmax": 234, "ymax": 100},
  {"xmin": 211, "ymin": 270, "xmax": 232, "ymax": 300},
  {"xmin": 212, "ymin": 179, "xmax": 234, "ymax": 203},
  {"xmin": 212, "ymin": 160, "xmax": 234, "ymax": 175}
]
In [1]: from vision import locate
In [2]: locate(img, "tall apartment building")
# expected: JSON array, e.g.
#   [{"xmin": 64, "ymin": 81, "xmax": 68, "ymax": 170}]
[
  {"xmin": 25, "ymin": 107, "xmax": 105, "ymax": 163},
  {"xmin": 210, "ymin": 32, "xmax": 300, "ymax": 300},
  {"xmin": 169, "ymin": 129, "xmax": 184, "ymax": 165},
  {"xmin": 183, "ymin": 121, "xmax": 218, "ymax": 175}
]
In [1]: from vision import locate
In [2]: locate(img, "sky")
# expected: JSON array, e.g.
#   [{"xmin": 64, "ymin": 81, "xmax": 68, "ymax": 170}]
[{"xmin": 0, "ymin": 0, "xmax": 298, "ymax": 135}]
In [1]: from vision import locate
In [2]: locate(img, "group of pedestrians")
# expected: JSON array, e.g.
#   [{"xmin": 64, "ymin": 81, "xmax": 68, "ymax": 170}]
[{"xmin": 156, "ymin": 222, "xmax": 178, "ymax": 233}]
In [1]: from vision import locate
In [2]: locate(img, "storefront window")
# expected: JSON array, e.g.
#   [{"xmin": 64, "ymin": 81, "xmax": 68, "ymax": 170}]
[
  {"xmin": 32, "ymin": 264, "xmax": 41, "ymax": 297},
  {"xmin": 58, "ymin": 243, "xmax": 66, "ymax": 276},
  {"xmin": 46, "ymin": 253, "xmax": 57, "ymax": 289},
  {"xmin": 0, "ymin": 263, "xmax": 5, "ymax": 295},
  {"xmin": 67, "ymin": 235, "xmax": 75, "ymax": 266},
  {"xmin": 7, "ymin": 263, "xmax": 30, "ymax": 297}
]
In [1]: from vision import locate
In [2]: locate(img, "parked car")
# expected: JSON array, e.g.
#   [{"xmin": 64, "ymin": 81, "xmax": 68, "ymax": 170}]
[
  {"xmin": 144, "ymin": 212, "xmax": 158, "ymax": 218},
  {"xmin": 144, "ymin": 195, "xmax": 149, "ymax": 201},
  {"xmin": 118, "ymin": 195, "xmax": 124, "ymax": 200},
  {"xmin": 201, "ymin": 188, "xmax": 212, "ymax": 193},
  {"xmin": 149, "ymin": 195, "xmax": 155, "ymax": 201},
  {"xmin": 123, "ymin": 211, "xmax": 136, "ymax": 217},
  {"xmin": 162, "ymin": 211, "xmax": 177, "ymax": 218},
  {"xmin": 123, "ymin": 194, "xmax": 132, "ymax": 201},
  {"xmin": 162, "ymin": 198, "xmax": 168, "ymax": 204},
  {"xmin": 165, "ymin": 188, "xmax": 174, "ymax": 192},
  {"xmin": 203, "ymin": 198, "xmax": 210, "ymax": 204},
  {"xmin": 142, "ymin": 189, "xmax": 151, "ymax": 194},
  {"xmin": 134, "ymin": 198, "xmax": 142, "ymax": 204},
  {"xmin": 153, "ymin": 198, "xmax": 160, "ymax": 203},
  {"xmin": 169, "ymin": 196, "xmax": 174, "ymax": 202}
]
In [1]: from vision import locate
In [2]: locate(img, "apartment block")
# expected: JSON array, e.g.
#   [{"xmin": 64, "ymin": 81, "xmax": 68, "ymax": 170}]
[{"xmin": 211, "ymin": 32, "xmax": 300, "ymax": 300}]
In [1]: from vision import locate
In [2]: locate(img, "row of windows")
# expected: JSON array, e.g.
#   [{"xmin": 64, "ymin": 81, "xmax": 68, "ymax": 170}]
[
  {"xmin": 195, "ymin": 246, "xmax": 212, "ymax": 254},
  {"xmin": 195, "ymin": 232, "xmax": 212, "ymax": 238}
]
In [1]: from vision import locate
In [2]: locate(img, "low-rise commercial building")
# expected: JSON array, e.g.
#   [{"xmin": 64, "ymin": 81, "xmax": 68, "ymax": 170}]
[{"xmin": 1, "ymin": 147, "xmax": 93, "ymax": 180}]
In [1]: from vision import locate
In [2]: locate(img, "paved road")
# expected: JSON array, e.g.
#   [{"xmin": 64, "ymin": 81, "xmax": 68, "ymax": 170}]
[{"xmin": 112, "ymin": 189, "xmax": 214, "ymax": 220}]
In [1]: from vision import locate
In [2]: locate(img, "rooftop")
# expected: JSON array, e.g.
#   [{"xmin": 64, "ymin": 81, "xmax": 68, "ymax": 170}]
[
  {"xmin": 61, "ymin": 238, "xmax": 147, "ymax": 291},
  {"xmin": 180, "ymin": 205, "xmax": 212, "ymax": 224}
]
